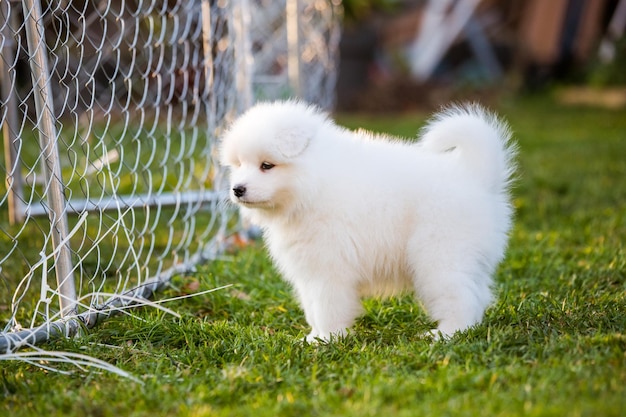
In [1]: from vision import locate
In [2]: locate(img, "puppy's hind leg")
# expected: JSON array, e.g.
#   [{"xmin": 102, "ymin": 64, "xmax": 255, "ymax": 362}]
[{"xmin": 413, "ymin": 266, "xmax": 493, "ymax": 338}]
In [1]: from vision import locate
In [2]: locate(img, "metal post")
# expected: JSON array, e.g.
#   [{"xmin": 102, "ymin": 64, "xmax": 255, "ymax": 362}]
[
  {"xmin": 1, "ymin": 0, "xmax": 25, "ymax": 224},
  {"xmin": 21, "ymin": 0, "xmax": 77, "ymax": 316},
  {"xmin": 232, "ymin": 0, "xmax": 253, "ymax": 112},
  {"xmin": 286, "ymin": 0, "xmax": 301, "ymax": 97},
  {"xmin": 200, "ymin": 0, "xmax": 215, "ymax": 128}
]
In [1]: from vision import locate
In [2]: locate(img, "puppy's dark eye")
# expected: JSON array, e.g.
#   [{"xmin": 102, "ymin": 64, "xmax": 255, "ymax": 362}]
[{"xmin": 260, "ymin": 162, "xmax": 275, "ymax": 171}]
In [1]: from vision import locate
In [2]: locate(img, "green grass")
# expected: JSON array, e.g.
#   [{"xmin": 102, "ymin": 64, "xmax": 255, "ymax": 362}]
[{"xmin": 2, "ymin": 96, "xmax": 625, "ymax": 416}]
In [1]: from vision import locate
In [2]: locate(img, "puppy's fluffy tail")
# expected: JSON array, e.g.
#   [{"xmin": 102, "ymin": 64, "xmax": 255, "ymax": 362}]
[{"xmin": 419, "ymin": 104, "xmax": 516, "ymax": 193}]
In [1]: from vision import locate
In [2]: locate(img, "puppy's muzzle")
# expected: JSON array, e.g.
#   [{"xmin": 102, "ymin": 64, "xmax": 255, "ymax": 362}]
[{"xmin": 232, "ymin": 185, "xmax": 246, "ymax": 198}]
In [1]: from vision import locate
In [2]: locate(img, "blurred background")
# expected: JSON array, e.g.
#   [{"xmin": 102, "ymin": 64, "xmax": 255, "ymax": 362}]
[{"xmin": 336, "ymin": 0, "xmax": 626, "ymax": 111}]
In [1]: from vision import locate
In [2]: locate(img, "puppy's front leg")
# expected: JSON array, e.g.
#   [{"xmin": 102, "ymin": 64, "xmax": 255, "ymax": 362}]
[{"xmin": 294, "ymin": 280, "xmax": 363, "ymax": 343}]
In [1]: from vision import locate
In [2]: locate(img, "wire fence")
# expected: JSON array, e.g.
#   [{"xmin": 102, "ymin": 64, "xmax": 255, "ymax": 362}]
[{"xmin": 0, "ymin": 0, "xmax": 341, "ymax": 353}]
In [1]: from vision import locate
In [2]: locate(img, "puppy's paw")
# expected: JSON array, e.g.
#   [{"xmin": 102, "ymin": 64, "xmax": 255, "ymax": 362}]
[
  {"xmin": 304, "ymin": 329, "xmax": 347, "ymax": 344},
  {"xmin": 305, "ymin": 333, "xmax": 328, "ymax": 344},
  {"xmin": 422, "ymin": 328, "xmax": 453, "ymax": 341}
]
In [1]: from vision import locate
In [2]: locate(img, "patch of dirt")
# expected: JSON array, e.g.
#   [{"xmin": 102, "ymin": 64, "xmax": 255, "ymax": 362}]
[{"xmin": 555, "ymin": 87, "xmax": 626, "ymax": 109}]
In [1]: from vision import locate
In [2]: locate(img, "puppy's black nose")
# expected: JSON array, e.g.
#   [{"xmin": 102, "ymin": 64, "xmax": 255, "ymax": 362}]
[{"xmin": 232, "ymin": 185, "xmax": 246, "ymax": 198}]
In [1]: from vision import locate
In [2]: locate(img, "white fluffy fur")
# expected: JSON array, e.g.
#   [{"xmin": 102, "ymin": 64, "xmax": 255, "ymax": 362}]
[{"xmin": 220, "ymin": 100, "xmax": 516, "ymax": 342}]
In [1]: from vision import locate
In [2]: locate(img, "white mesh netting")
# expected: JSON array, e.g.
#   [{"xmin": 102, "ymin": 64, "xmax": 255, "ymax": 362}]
[{"xmin": 0, "ymin": 0, "xmax": 341, "ymax": 353}]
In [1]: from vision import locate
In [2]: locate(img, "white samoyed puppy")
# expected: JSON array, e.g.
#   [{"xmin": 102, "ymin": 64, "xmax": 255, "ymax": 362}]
[{"xmin": 220, "ymin": 100, "xmax": 516, "ymax": 342}]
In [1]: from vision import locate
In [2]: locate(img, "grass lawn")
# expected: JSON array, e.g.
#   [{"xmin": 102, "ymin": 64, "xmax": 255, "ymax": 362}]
[{"xmin": 1, "ymin": 95, "xmax": 625, "ymax": 416}]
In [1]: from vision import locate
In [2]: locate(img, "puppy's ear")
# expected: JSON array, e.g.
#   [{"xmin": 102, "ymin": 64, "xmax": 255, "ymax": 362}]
[{"xmin": 276, "ymin": 129, "xmax": 311, "ymax": 158}]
